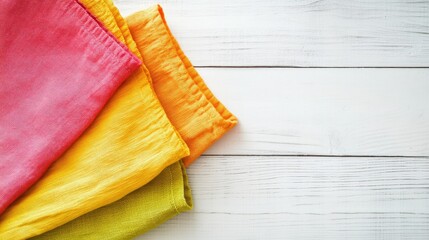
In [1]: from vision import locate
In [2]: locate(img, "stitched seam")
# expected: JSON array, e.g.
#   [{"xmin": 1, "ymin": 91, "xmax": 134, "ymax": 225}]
[
  {"xmin": 102, "ymin": 2, "xmax": 187, "ymax": 157},
  {"xmin": 152, "ymin": 9, "xmax": 224, "ymax": 138},
  {"xmin": 70, "ymin": 1, "xmax": 130, "ymax": 66},
  {"xmin": 169, "ymin": 166, "xmax": 181, "ymax": 214},
  {"xmin": 157, "ymin": 5, "xmax": 237, "ymax": 130},
  {"xmin": 149, "ymin": 11, "xmax": 219, "ymax": 132}
]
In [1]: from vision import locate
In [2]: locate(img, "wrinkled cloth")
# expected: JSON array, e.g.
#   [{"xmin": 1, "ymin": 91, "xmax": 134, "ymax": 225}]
[
  {"xmin": 0, "ymin": 0, "xmax": 140, "ymax": 214},
  {"xmin": 34, "ymin": 160, "xmax": 192, "ymax": 240},
  {"xmin": 0, "ymin": 1, "xmax": 190, "ymax": 239},
  {"xmin": 129, "ymin": 5, "xmax": 238, "ymax": 167},
  {"xmin": 31, "ymin": 2, "xmax": 237, "ymax": 239}
]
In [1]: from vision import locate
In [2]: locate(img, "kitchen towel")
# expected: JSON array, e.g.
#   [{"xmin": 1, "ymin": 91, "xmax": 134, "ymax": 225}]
[
  {"xmin": 0, "ymin": 0, "xmax": 140, "ymax": 214},
  {"xmin": 128, "ymin": 5, "xmax": 238, "ymax": 167},
  {"xmin": 30, "ymin": 2, "xmax": 237, "ymax": 239},
  {"xmin": 0, "ymin": 1, "xmax": 190, "ymax": 239},
  {"xmin": 34, "ymin": 161, "xmax": 192, "ymax": 240}
]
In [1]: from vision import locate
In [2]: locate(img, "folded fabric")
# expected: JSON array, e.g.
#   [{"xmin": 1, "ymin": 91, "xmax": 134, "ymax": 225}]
[
  {"xmin": 128, "ymin": 5, "xmax": 238, "ymax": 167},
  {"xmin": 34, "ymin": 160, "xmax": 192, "ymax": 240},
  {"xmin": 0, "ymin": 0, "xmax": 140, "ymax": 214},
  {"xmin": 0, "ymin": 2, "xmax": 189, "ymax": 240},
  {"xmin": 30, "ymin": 2, "xmax": 237, "ymax": 239}
]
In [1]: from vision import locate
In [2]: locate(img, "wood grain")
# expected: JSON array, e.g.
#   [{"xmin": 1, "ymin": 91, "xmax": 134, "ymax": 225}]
[
  {"xmin": 198, "ymin": 68, "xmax": 429, "ymax": 156},
  {"xmin": 136, "ymin": 156, "xmax": 429, "ymax": 240},
  {"xmin": 115, "ymin": 0, "xmax": 429, "ymax": 67},
  {"xmin": 112, "ymin": 1, "xmax": 429, "ymax": 239}
]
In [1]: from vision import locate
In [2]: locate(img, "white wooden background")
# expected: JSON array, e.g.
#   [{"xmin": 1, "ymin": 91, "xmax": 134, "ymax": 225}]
[{"xmin": 114, "ymin": 1, "xmax": 429, "ymax": 239}]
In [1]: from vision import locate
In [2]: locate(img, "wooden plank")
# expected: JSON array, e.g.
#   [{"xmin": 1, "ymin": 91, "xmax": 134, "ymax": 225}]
[
  {"xmin": 197, "ymin": 68, "xmax": 429, "ymax": 156},
  {"xmin": 115, "ymin": 0, "xmax": 429, "ymax": 67},
  {"xmin": 136, "ymin": 156, "xmax": 429, "ymax": 240}
]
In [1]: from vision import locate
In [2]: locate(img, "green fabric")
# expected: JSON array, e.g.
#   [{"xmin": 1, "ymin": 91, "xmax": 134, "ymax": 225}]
[{"xmin": 32, "ymin": 161, "xmax": 192, "ymax": 240}]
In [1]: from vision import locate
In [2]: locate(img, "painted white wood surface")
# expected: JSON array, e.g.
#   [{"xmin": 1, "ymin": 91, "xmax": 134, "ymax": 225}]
[
  {"xmin": 200, "ymin": 68, "xmax": 429, "ymax": 156},
  {"xmin": 115, "ymin": 0, "xmax": 429, "ymax": 67},
  {"xmin": 137, "ymin": 156, "xmax": 429, "ymax": 240},
  {"xmin": 111, "ymin": 1, "xmax": 429, "ymax": 239}
]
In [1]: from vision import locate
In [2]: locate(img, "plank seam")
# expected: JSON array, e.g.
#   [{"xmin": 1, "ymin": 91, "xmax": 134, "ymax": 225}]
[{"xmin": 202, "ymin": 154, "xmax": 429, "ymax": 158}]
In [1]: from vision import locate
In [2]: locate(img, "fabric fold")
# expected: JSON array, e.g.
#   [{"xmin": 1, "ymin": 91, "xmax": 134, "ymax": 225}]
[
  {"xmin": 34, "ymin": 161, "xmax": 192, "ymax": 240},
  {"xmin": 127, "ymin": 5, "xmax": 238, "ymax": 166},
  {"xmin": 0, "ymin": 0, "xmax": 189, "ymax": 239},
  {"xmin": 30, "ymin": 2, "xmax": 237, "ymax": 239},
  {"xmin": 0, "ymin": 0, "xmax": 140, "ymax": 214}
]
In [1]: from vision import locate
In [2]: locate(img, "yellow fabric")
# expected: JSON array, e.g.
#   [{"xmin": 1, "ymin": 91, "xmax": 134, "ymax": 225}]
[
  {"xmin": 1, "ymin": 1, "xmax": 237, "ymax": 239},
  {"xmin": 0, "ymin": 1, "xmax": 190, "ymax": 239},
  {"xmin": 33, "ymin": 161, "xmax": 192, "ymax": 240},
  {"xmin": 31, "ymin": 2, "xmax": 238, "ymax": 239},
  {"xmin": 127, "ymin": 5, "xmax": 238, "ymax": 166}
]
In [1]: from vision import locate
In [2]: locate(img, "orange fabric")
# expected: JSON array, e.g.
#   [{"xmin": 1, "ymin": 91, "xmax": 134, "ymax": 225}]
[
  {"xmin": 0, "ymin": 3, "xmax": 237, "ymax": 239},
  {"xmin": 31, "ymin": 3, "xmax": 237, "ymax": 239},
  {"xmin": 127, "ymin": 5, "xmax": 237, "ymax": 166}
]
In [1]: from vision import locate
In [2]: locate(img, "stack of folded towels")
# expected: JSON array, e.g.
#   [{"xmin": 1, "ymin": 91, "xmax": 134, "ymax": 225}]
[{"xmin": 0, "ymin": 0, "xmax": 237, "ymax": 239}]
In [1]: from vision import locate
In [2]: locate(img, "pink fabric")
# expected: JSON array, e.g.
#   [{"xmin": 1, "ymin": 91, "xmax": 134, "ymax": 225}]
[{"xmin": 0, "ymin": 0, "xmax": 141, "ymax": 214}]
